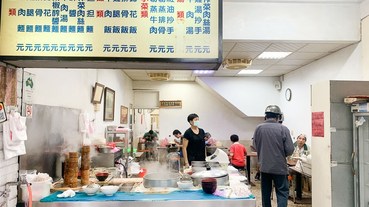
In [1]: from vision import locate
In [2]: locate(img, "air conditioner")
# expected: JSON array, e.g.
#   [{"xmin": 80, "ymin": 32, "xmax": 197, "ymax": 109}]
[
  {"xmin": 147, "ymin": 72, "xmax": 170, "ymax": 81},
  {"xmin": 224, "ymin": 59, "xmax": 252, "ymax": 70}
]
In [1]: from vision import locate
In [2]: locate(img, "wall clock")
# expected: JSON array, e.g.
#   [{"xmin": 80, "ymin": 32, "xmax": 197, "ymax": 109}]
[{"xmin": 285, "ymin": 88, "xmax": 292, "ymax": 101}]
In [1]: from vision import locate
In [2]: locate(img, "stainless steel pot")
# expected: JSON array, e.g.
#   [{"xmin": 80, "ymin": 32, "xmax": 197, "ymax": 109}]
[
  {"xmin": 191, "ymin": 161, "xmax": 206, "ymax": 167},
  {"xmin": 97, "ymin": 145, "xmax": 113, "ymax": 153},
  {"xmin": 143, "ymin": 172, "xmax": 180, "ymax": 188},
  {"xmin": 191, "ymin": 168, "xmax": 229, "ymax": 186},
  {"xmin": 192, "ymin": 166, "xmax": 206, "ymax": 172}
]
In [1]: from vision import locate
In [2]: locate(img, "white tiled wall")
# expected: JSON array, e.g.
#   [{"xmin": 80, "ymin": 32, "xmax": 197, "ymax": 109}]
[{"xmin": 0, "ymin": 67, "xmax": 23, "ymax": 207}]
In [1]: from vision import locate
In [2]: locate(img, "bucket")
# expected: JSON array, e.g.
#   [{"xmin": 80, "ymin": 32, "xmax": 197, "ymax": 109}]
[{"xmin": 21, "ymin": 179, "xmax": 52, "ymax": 201}]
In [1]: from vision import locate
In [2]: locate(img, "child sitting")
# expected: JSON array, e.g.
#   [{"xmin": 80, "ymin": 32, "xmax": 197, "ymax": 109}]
[{"xmin": 229, "ymin": 134, "xmax": 247, "ymax": 171}]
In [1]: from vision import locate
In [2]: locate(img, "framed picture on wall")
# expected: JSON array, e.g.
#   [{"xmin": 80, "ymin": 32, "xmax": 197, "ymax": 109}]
[
  {"xmin": 120, "ymin": 106, "xmax": 128, "ymax": 124},
  {"xmin": 91, "ymin": 82, "xmax": 105, "ymax": 104},
  {"xmin": 103, "ymin": 87, "xmax": 115, "ymax": 121}
]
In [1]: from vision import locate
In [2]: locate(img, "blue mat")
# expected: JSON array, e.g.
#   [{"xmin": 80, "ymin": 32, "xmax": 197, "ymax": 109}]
[{"xmin": 41, "ymin": 190, "xmax": 254, "ymax": 202}]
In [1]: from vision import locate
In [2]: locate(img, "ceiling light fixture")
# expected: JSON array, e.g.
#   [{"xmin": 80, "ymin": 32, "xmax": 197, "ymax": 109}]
[
  {"xmin": 147, "ymin": 72, "xmax": 170, "ymax": 81},
  {"xmin": 193, "ymin": 70, "xmax": 215, "ymax": 75},
  {"xmin": 238, "ymin": 69, "xmax": 263, "ymax": 75},
  {"xmin": 224, "ymin": 59, "xmax": 252, "ymax": 70},
  {"xmin": 257, "ymin": 52, "xmax": 292, "ymax": 59}
]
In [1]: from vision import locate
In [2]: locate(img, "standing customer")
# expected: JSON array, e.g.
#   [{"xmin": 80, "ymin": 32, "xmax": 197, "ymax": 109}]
[
  {"xmin": 253, "ymin": 105, "xmax": 294, "ymax": 207},
  {"xmin": 143, "ymin": 130, "xmax": 158, "ymax": 161},
  {"xmin": 182, "ymin": 113, "xmax": 206, "ymax": 168},
  {"xmin": 229, "ymin": 134, "xmax": 247, "ymax": 170}
]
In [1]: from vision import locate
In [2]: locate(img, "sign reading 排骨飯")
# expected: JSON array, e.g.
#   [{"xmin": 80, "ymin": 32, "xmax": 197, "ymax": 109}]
[{"xmin": 0, "ymin": 0, "xmax": 221, "ymax": 61}]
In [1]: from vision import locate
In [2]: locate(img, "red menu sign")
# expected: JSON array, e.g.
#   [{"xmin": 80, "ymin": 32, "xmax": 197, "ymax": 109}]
[{"xmin": 312, "ymin": 112, "xmax": 324, "ymax": 137}]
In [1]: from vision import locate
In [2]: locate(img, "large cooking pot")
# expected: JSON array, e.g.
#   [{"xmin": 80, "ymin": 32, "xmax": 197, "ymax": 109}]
[
  {"xmin": 191, "ymin": 167, "xmax": 229, "ymax": 186},
  {"xmin": 191, "ymin": 161, "xmax": 206, "ymax": 167},
  {"xmin": 143, "ymin": 172, "xmax": 180, "ymax": 188}
]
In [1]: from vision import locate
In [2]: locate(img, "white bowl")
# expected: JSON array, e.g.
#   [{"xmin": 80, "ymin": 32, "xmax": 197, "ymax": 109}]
[
  {"xmin": 177, "ymin": 181, "xmax": 193, "ymax": 190},
  {"xmin": 82, "ymin": 184, "xmax": 100, "ymax": 195},
  {"xmin": 100, "ymin": 185, "xmax": 119, "ymax": 196}
]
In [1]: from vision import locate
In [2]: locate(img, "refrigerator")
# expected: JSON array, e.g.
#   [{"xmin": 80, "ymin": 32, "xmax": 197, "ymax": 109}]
[{"xmin": 353, "ymin": 112, "xmax": 369, "ymax": 207}]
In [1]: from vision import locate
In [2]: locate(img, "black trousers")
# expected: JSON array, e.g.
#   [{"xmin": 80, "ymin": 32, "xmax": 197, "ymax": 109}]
[{"xmin": 295, "ymin": 173, "xmax": 302, "ymax": 198}]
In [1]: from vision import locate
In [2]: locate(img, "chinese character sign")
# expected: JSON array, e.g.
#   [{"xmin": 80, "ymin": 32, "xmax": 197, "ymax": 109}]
[
  {"xmin": 312, "ymin": 112, "xmax": 324, "ymax": 137},
  {"xmin": 0, "ymin": 0, "xmax": 220, "ymax": 59}
]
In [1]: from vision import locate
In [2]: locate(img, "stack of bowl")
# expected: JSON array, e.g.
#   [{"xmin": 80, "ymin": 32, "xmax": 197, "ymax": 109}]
[{"xmin": 201, "ymin": 177, "xmax": 217, "ymax": 194}]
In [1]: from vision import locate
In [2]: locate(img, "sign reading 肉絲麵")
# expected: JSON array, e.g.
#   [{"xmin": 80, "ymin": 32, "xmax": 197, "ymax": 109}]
[{"xmin": 0, "ymin": 0, "xmax": 220, "ymax": 59}]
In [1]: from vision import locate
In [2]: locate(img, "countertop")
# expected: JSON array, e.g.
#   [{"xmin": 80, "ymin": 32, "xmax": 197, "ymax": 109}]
[{"xmin": 34, "ymin": 190, "xmax": 256, "ymax": 207}]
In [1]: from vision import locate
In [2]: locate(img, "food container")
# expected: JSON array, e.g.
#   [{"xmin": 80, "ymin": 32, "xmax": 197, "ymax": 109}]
[
  {"xmin": 100, "ymin": 185, "xmax": 119, "ymax": 196},
  {"xmin": 82, "ymin": 184, "xmax": 100, "ymax": 195},
  {"xmin": 191, "ymin": 167, "xmax": 229, "ymax": 186},
  {"xmin": 21, "ymin": 179, "xmax": 52, "ymax": 201},
  {"xmin": 143, "ymin": 172, "xmax": 180, "ymax": 188},
  {"xmin": 177, "ymin": 180, "xmax": 194, "ymax": 190},
  {"xmin": 95, "ymin": 172, "xmax": 109, "ymax": 181},
  {"xmin": 201, "ymin": 178, "xmax": 217, "ymax": 194}
]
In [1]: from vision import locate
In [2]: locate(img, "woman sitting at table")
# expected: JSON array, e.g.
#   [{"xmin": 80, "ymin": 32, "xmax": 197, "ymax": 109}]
[{"xmin": 290, "ymin": 133, "xmax": 310, "ymax": 200}]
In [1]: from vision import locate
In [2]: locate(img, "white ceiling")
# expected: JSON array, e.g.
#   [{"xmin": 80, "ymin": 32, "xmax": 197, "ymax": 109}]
[
  {"xmin": 123, "ymin": 0, "xmax": 362, "ymax": 81},
  {"xmin": 1, "ymin": 0, "xmax": 361, "ymax": 81},
  {"xmin": 123, "ymin": 41, "xmax": 354, "ymax": 81}
]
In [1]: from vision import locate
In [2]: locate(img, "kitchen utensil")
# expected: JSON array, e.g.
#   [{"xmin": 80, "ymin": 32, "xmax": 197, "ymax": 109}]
[
  {"xmin": 143, "ymin": 172, "xmax": 180, "ymax": 188},
  {"xmin": 191, "ymin": 167, "xmax": 229, "ymax": 186}
]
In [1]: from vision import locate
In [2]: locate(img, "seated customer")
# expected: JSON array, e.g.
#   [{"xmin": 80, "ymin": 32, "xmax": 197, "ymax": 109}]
[
  {"xmin": 229, "ymin": 134, "xmax": 247, "ymax": 171},
  {"xmin": 291, "ymin": 134, "xmax": 310, "ymax": 200},
  {"xmin": 173, "ymin": 129, "xmax": 183, "ymax": 147},
  {"xmin": 293, "ymin": 134, "xmax": 310, "ymax": 156},
  {"xmin": 172, "ymin": 129, "xmax": 183, "ymax": 155},
  {"xmin": 204, "ymin": 132, "xmax": 216, "ymax": 146}
]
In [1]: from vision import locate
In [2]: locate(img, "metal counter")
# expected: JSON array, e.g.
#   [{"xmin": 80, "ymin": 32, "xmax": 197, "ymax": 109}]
[{"xmin": 33, "ymin": 190, "xmax": 256, "ymax": 207}]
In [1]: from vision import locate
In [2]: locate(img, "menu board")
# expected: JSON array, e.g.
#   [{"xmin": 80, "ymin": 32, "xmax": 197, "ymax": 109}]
[{"xmin": 0, "ymin": 0, "xmax": 221, "ymax": 61}]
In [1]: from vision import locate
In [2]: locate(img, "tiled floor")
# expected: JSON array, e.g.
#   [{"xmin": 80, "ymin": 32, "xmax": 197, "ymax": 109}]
[{"xmin": 249, "ymin": 180, "xmax": 312, "ymax": 207}]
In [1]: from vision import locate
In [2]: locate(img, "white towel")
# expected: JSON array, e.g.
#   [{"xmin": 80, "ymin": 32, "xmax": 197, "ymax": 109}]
[
  {"xmin": 8, "ymin": 112, "xmax": 27, "ymax": 141},
  {"xmin": 79, "ymin": 112, "xmax": 95, "ymax": 135},
  {"xmin": 56, "ymin": 189, "xmax": 76, "ymax": 198},
  {"xmin": 2, "ymin": 122, "xmax": 26, "ymax": 159}
]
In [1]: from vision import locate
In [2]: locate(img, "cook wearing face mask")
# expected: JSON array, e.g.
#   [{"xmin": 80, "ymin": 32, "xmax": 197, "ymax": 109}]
[{"xmin": 182, "ymin": 113, "xmax": 206, "ymax": 168}]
